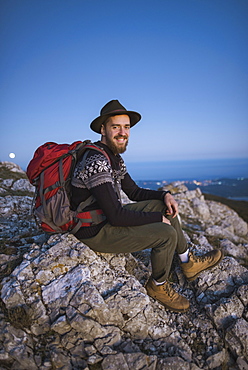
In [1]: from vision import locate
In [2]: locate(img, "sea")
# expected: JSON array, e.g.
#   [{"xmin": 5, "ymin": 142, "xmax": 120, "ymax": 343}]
[
  {"xmin": 126, "ymin": 157, "xmax": 248, "ymax": 201},
  {"xmin": 127, "ymin": 157, "xmax": 248, "ymax": 182}
]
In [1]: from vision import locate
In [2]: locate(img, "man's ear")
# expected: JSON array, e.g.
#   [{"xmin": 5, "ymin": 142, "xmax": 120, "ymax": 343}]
[{"xmin": 100, "ymin": 124, "xmax": 105, "ymax": 136}]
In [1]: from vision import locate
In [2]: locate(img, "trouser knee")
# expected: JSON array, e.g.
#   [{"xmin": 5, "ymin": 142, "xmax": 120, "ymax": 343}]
[
  {"xmin": 152, "ymin": 224, "xmax": 178, "ymax": 255},
  {"xmin": 167, "ymin": 224, "xmax": 178, "ymax": 243},
  {"xmin": 158, "ymin": 223, "xmax": 178, "ymax": 244}
]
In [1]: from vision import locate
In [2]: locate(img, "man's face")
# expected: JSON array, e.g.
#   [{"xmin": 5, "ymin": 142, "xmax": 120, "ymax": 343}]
[{"xmin": 101, "ymin": 115, "xmax": 130, "ymax": 154}]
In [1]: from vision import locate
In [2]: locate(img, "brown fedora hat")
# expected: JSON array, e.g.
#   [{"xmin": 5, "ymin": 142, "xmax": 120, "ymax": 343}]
[{"xmin": 90, "ymin": 100, "xmax": 141, "ymax": 133}]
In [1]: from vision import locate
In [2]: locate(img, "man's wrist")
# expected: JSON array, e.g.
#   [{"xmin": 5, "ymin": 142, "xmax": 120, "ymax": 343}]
[{"xmin": 161, "ymin": 191, "xmax": 171, "ymax": 200}]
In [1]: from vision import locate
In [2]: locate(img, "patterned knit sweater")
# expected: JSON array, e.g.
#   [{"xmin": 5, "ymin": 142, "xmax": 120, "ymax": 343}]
[{"xmin": 71, "ymin": 141, "xmax": 165, "ymax": 239}]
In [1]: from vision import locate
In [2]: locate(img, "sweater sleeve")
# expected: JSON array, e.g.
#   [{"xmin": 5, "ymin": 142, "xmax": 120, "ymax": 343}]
[
  {"xmin": 90, "ymin": 182, "xmax": 162, "ymax": 227},
  {"xmin": 121, "ymin": 172, "xmax": 166, "ymax": 201}
]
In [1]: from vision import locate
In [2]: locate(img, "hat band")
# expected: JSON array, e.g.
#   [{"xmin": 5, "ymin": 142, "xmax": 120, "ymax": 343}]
[{"xmin": 105, "ymin": 109, "xmax": 127, "ymax": 114}]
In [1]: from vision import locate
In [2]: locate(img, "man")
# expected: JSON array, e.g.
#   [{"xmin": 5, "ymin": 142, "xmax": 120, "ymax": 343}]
[{"xmin": 71, "ymin": 100, "xmax": 223, "ymax": 312}]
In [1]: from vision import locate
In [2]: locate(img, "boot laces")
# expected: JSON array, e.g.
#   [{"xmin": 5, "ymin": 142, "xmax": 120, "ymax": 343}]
[
  {"xmin": 163, "ymin": 282, "xmax": 176, "ymax": 298},
  {"xmin": 190, "ymin": 252, "xmax": 209, "ymax": 263}
]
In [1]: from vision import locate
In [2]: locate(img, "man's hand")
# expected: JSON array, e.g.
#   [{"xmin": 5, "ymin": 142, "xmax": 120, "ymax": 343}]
[
  {"xmin": 163, "ymin": 192, "xmax": 179, "ymax": 218},
  {"xmin": 162, "ymin": 215, "xmax": 171, "ymax": 224}
]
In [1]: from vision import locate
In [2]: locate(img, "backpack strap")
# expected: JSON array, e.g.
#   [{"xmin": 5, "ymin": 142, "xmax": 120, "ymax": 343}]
[
  {"xmin": 70, "ymin": 209, "xmax": 106, "ymax": 235},
  {"xmin": 76, "ymin": 194, "xmax": 96, "ymax": 212},
  {"xmin": 82, "ymin": 143, "xmax": 111, "ymax": 163},
  {"xmin": 70, "ymin": 192, "xmax": 103, "ymax": 235},
  {"xmin": 59, "ymin": 157, "xmax": 65, "ymax": 186}
]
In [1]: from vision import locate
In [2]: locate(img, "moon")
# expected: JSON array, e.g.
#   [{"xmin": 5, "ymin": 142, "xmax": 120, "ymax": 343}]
[{"xmin": 9, "ymin": 153, "xmax": 16, "ymax": 159}]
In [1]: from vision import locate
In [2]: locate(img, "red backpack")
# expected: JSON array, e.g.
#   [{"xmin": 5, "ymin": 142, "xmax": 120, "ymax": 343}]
[{"xmin": 26, "ymin": 140, "xmax": 110, "ymax": 234}]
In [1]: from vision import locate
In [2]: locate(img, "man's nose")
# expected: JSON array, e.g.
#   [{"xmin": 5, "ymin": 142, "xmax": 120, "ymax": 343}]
[{"xmin": 119, "ymin": 126, "xmax": 127, "ymax": 135}]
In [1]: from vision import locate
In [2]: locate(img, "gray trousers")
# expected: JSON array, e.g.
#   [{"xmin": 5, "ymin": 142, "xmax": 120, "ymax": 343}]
[{"xmin": 80, "ymin": 200, "xmax": 187, "ymax": 282}]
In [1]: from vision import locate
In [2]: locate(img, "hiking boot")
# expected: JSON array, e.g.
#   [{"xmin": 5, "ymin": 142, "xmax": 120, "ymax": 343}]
[
  {"xmin": 145, "ymin": 277, "xmax": 190, "ymax": 312},
  {"xmin": 181, "ymin": 250, "xmax": 223, "ymax": 281}
]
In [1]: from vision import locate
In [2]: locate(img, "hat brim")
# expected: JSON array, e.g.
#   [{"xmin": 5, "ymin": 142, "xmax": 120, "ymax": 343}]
[{"xmin": 90, "ymin": 110, "xmax": 141, "ymax": 134}]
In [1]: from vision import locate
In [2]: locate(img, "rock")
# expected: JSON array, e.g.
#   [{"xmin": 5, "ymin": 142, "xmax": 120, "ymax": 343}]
[
  {"xmin": 236, "ymin": 284, "xmax": 248, "ymax": 306},
  {"xmin": 236, "ymin": 357, "xmax": 248, "ymax": 370},
  {"xmin": 225, "ymin": 318, "xmax": 248, "ymax": 358},
  {"xmin": 101, "ymin": 353, "xmax": 129, "ymax": 370},
  {"xmin": 195, "ymin": 256, "xmax": 248, "ymax": 304},
  {"xmin": 0, "ymin": 161, "xmax": 248, "ymax": 369},
  {"xmin": 207, "ymin": 200, "xmax": 248, "ymax": 237},
  {"xmin": 205, "ymin": 294, "xmax": 244, "ymax": 329},
  {"xmin": 101, "ymin": 352, "xmax": 157, "ymax": 370},
  {"xmin": 0, "ymin": 161, "xmax": 26, "ymax": 174},
  {"xmin": 124, "ymin": 353, "xmax": 157, "ymax": 369},
  {"xmin": 191, "ymin": 197, "xmax": 210, "ymax": 221},
  {"xmin": 11, "ymin": 178, "xmax": 35, "ymax": 193},
  {"xmin": 162, "ymin": 181, "xmax": 189, "ymax": 194},
  {"xmin": 0, "ymin": 195, "xmax": 33, "ymax": 218},
  {"xmin": 206, "ymin": 349, "xmax": 227, "ymax": 369},
  {"xmin": 220, "ymin": 239, "xmax": 248, "ymax": 262},
  {"xmin": 205, "ymin": 225, "xmax": 244, "ymax": 243},
  {"xmin": 156, "ymin": 356, "xmax": 193, "ymax": 370}
]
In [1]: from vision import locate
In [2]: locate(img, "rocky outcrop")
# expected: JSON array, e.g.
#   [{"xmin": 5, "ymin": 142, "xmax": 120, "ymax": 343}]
[
  {"xmin": 0, "ymin": 164, "xmax": 247, "ymax": 369},
  {"xmin": 166, "ymin": 182, "xmax": 248, "ymax": 263}
]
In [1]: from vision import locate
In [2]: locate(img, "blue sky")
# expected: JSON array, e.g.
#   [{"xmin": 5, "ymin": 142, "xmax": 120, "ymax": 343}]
[{"xmin": 1, "ymin": 0, "xmax": 248, "ymax": 176}]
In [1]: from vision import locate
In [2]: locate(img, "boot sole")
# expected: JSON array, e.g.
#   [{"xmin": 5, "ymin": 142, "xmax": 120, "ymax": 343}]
[
  {"xmin": 146, "ymin": 288, "xmax": 190, "ymax": 313},
  {"xmin": 155, "ymin": 297, "xmax": 189, "ymax": 312},
  {"xmin": 186, "ymin": 250, "xmax": 224, "ymax": 282}
]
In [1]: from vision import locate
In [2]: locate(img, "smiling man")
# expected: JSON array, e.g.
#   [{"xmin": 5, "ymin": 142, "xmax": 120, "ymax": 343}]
[{"xmin": 71, "ymin": 100, "xmax": 223, "ymax": 313}]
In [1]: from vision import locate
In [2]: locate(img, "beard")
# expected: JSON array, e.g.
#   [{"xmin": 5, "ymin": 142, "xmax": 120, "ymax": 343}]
[{"xmin": 105, "ymin": 135, "xmax": 129, "ymax": 154}]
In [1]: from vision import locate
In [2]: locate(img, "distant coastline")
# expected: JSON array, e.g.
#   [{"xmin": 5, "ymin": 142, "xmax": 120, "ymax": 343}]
[
  {"xmin": 135, "ymin": 178, "xmax": 248, "ymax": 202},
  {"xmin": 228, "ymin": 197, "xmax": 248, "ymax": 201}
]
